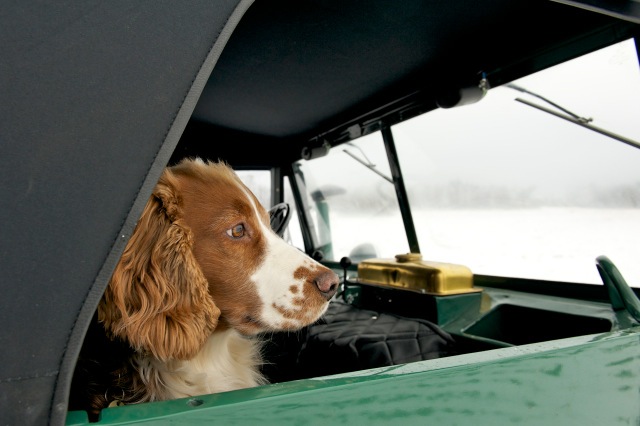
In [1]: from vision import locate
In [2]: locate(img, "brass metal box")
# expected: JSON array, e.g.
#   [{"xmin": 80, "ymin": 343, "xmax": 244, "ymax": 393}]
[{"xmin": 357, "ymin": 253, "xmax": 480, "ymax": 295}]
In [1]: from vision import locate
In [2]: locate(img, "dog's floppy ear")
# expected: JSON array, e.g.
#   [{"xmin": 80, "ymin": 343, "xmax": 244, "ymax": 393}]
[{"xmin": 99, "ymin": 169, "xmax": 220, "ymax": 361}]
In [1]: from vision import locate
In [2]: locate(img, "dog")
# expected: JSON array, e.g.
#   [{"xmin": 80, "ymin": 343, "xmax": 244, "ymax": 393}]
[{"xmin": 70, "ymin": 158, "xmax": 338, "ymax": 419}]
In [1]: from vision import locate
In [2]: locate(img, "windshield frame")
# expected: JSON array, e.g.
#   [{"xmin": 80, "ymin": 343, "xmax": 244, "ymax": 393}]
[{"xmin": 289, "ymin": 38, "xmax": 640, "ymax": 286}]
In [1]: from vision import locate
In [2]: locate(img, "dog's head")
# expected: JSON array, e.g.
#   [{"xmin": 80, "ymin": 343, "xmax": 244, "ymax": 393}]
[{"xmin": 99, "ymin": 159, "xmax": 338, "ymax": 361}]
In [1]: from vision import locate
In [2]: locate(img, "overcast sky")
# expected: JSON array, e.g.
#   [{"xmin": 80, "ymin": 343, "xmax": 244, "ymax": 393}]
[{"xmin": 390, "ymin": 38, "xmax": 640, "ymax": 199}]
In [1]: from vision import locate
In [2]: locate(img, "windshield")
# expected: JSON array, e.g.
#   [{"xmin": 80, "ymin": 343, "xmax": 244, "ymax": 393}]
[
  {"xmin": 294, "ymin": 39, "xmax": 640, "ymax": 285},
  {"xmin": 293, "ymin": 132, "xmax": 407, "ymax": 261}
]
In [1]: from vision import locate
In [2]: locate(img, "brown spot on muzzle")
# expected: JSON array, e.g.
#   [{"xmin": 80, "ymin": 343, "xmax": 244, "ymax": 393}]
[{"xmin": 263, "ymin": 265, "xmax": 339, "ymax": 328}]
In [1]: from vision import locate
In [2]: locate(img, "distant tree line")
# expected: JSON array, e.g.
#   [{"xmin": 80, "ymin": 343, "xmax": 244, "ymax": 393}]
[
  {"xmin": 587, "ymin": 183, "xmax": 640, "ymax": 207},
  {"xmin": 325, "ymin": 180, "xmax": 640, "ymax": 211}
]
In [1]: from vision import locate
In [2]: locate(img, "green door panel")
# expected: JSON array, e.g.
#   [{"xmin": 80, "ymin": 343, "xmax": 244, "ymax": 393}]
[{"xmin": 68, "ymin": 328, "xmax": 640, "ymax": 425}]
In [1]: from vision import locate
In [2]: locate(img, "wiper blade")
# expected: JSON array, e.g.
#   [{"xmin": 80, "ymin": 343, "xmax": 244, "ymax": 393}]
[
  {"xmin": 506, "ymin": 83, "xmax": 593, "ymax": 123},
  {"xmin": 343, "ymin": 143, "xmax": 393, "ymax": 183},
  {"xmin": 507, "ymin": 84, "xmax": 640, "ymax": 150}
]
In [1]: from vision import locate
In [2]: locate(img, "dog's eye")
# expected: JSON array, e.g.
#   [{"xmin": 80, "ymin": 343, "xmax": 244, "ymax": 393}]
[{"xmin": 227, "ymin": 224, "xmax": 245, "ymax": 239}]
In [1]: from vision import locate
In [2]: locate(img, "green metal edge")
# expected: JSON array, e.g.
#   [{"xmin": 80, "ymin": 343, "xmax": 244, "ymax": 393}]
[{"xmin": 68, "ymin": 327, "xmax": 640, "ymax": 425}]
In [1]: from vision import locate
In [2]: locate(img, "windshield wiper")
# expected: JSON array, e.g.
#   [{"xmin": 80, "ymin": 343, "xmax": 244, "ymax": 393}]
[
  {"xmin": 342, "ymin": 142, "xmax": 393, "ymax": 183},
  {"xmin": 506, "ymin": 84, "xmax": 640, "ymax": 150}
]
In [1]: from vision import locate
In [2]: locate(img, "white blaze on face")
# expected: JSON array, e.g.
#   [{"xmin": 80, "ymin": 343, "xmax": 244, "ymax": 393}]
[
  {"xmin": 254, "ymin": 231, "xmax": 321, "ymax": 326},
  {"xmin": 238, "ymin": 186, "xmax": 326, "ymax": 328}
]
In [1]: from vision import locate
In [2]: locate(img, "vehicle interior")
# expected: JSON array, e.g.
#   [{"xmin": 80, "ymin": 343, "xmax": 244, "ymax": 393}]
[
  {"xmin": 2, "ymin": 1, "xmax": 639, "ymax": 424},
  {"xmin": 163, "ymin": 0, "xmax": 640, "ymax": 386}
]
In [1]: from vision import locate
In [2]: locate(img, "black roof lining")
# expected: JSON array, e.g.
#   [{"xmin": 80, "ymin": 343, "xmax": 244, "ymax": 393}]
[{"xmin": 180, "ymin": 0, "xmax": 635, "ymax": 167}]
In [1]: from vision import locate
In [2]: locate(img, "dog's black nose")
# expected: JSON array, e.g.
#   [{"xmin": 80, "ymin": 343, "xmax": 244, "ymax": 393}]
[{"xmin": 314, "ymin": 270, "xmax": 339, "ymax": 300}]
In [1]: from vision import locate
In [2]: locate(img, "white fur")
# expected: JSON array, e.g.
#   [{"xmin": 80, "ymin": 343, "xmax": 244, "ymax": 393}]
[
  {"xmin": 253, "ymin": 231, "xmax": 325, "ymax": 326},
  {"xmin": 239, "ymin": 186, "xmax": 328, "ymax": 328},
  {"xmin": 136, "ymin": 330, "xmax": 266, "ymax": 401}
]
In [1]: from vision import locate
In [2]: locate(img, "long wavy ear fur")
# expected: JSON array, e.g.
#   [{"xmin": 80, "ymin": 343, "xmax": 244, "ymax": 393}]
[{"xmin": 99, "ymin": 169, "xmax": 220, "ymax": 361}]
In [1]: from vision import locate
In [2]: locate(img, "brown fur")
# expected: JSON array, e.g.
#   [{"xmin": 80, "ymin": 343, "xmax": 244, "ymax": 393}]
[{"xmin": 99, "ymin": 168, "xmax": 220, "ymax": 361}]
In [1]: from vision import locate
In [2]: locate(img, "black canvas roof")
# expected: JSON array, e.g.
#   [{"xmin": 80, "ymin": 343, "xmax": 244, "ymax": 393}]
[
  {"xmin": 175, "ymin": 0, "xmax": 638, "ymax": 166},
  {"xmin": 0, "ymin": 1, "xmax": 252, "ymax": 424},
  {"xmin": 0, "ymin": 1, "xmax": 637, "ymax": 424}
]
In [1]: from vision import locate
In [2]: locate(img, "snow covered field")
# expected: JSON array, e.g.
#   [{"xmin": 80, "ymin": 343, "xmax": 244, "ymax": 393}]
[{"xmin": 329, "ymin": 208, "xmax": 640, "ymax": 286}]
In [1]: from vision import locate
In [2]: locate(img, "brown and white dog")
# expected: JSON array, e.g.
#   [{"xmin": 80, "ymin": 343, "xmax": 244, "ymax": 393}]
[{"xmin": 71, "ymin": 158, "xmax": 338, "ymax": 418}]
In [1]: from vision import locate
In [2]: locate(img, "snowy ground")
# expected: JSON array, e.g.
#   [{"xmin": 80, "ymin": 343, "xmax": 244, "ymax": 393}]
[{"xmin": 328, "ymin": 208, "xmax": 640, "ymax": 286}]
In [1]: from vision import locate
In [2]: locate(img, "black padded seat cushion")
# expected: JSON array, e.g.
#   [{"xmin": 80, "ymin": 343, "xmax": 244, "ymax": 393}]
[{"xmin": 261, "ymin": 300, "xmax": 456, "ymax": 382}]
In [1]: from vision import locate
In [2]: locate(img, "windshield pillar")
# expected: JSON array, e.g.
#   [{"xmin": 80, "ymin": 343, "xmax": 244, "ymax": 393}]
[
  {"xmin": 270, "ymin": 166, "xmax": 284, "ymax": 205},
  {"xmin": 381, "ymin": 125, "xmax": 420, "ymax": 254},
  {"xmin": 287, "ymin": 163, "xmax": 321, "ymax": 257}
]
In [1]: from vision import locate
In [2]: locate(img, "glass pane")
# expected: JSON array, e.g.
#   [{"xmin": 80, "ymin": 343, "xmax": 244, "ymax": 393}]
[
  {"xmin": 283, "ymin": 175, "xmax": 305, "ymax": 251},
  {"xmin": 236, "ymin": 170, "xmax": 271, "ymax": 208},
  {"xmin": 236, "ymin": 170, "xmax": 304, "ymax": 249},
  {"xmin": 393, "ymin": 39, "xmax": 640, "ymax": 284},
  {"xmin": 293, "ymin": 132, "xmax": 407, "ymax": 262}
]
